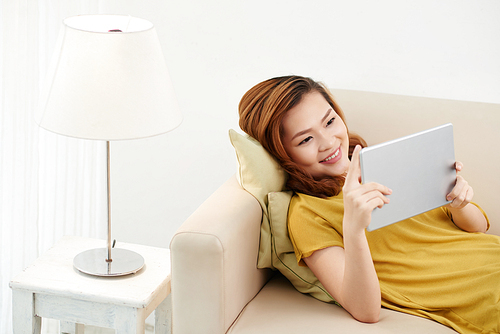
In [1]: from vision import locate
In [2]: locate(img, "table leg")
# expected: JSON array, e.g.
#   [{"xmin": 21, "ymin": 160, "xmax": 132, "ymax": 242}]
[
  {"xmin": 114, "ymin": 306, "xmax": 145, "ymax": 334},
  {"xmin": 60, "ymin": 321, "xmax": 84, "ymax": 334},
  {"xmin": 155, "ymin": 294, "xmax": 171, "ymax": 334},
  {"xmin": 12, "ymin": 290, "xmax": 42, "ymax": 334}
]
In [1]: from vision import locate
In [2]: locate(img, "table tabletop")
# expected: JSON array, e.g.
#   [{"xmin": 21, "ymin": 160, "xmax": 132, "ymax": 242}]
[{"xmin": 10, "ymin": 236, "xmax": 171, "ymax": 309}]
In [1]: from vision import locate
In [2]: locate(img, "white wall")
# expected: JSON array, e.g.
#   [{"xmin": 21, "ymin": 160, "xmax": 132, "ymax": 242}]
[{"xmin": 100, "ymin": 0, "xmax": 500, "ymax": 248}]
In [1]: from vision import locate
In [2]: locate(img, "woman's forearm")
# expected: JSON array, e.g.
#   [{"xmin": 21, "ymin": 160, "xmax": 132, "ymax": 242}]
[{"xmin": 340, "ymin": 227, "xmax": 381, "ymax": 323}]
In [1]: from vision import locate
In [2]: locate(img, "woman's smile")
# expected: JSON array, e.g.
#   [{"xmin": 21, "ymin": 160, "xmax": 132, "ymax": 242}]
[{"xmin": 320, "ymin": 147, "xmax": 341, "ymax": 164}]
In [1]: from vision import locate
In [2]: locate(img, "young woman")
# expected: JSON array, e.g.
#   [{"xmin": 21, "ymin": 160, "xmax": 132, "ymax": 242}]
[{"xmin": 238, "ymin": 75, "xmax": 499, "ymax": 332}]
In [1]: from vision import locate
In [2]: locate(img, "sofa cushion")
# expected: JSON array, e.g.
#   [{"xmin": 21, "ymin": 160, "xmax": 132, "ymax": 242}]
[
  {"xmin": 229, "ymin": 129, "xmax": 287, "ymax": 268},
  {"xmin": 229, "ymin": 129, "xmax": 337, "ymax": 304},
  {"xmin": 227, "ymin": 274, "xmax": 456, "ymax": 334}
]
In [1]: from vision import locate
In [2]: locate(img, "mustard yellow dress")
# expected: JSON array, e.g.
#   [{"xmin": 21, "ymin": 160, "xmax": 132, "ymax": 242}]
[{"xmin": 288, "ymin": 191, "xmax": 500, "ymax": 334}]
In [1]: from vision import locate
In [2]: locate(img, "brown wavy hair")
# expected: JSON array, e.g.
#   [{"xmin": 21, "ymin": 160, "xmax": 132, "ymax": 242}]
[{"xmin": 238, "ymin": 75, "xmax": 366, "ymax": 198}]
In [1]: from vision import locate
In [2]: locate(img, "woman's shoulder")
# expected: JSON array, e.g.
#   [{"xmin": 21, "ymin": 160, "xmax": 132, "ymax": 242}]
[
  {"xmin": 290, "ymin": 191, "xmax": 343, "ymax": 207},
  {"xmin": 289, "ymin": 191, "xmax": 344, "ymax": 223}
]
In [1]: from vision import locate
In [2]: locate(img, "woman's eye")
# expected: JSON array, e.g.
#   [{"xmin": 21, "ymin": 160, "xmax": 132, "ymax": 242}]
[
  {"xmin": 299, "ymin": 136, "xmax": 312, "ymax": 145},
  {"xmin": 326, "ymin": 117, "xmax": 335, "ymax": 126}
]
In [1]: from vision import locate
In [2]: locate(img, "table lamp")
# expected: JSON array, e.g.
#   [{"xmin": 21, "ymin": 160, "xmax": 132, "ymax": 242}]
[{"xmin": 35, "ymin": 14, "xmax": 182, "ymax": 276}]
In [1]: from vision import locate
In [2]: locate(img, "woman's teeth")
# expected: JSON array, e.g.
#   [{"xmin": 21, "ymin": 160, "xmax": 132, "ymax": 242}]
[{"xmin": 323, "ymin": 149, "xmax": 339, "ymax": 162}]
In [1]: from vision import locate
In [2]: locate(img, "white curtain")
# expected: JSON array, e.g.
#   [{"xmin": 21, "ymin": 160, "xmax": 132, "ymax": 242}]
[{"xmin": 0, "ymin": 0, "xmax": 107, "ymax": 332}]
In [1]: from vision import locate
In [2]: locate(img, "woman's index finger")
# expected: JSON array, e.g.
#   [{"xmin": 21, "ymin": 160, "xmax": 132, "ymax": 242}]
[{"xmin": 345, "ymin": 145, "xmax": 362, "ymax": 184}]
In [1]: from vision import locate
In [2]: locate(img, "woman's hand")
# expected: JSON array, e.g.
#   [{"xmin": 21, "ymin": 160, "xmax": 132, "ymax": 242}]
[
  {"xmin": 445, "ymin": 162, "xmax": 473, "ymax": 209},
  {"xmin": 445, "ymin": 162, "xmax": 488, "ymax": 233},
  {"xmin": 342, "ymin": 145, "xmax": 392, "ymax": 232}
]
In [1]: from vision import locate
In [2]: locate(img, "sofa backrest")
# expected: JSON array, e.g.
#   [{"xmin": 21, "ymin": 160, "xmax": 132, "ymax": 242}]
[{"xmin": 333, "ymin": 89, "xmax": 500, "ymax": 236}]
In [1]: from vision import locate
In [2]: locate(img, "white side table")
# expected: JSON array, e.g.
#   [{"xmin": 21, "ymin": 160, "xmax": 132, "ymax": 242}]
[{"xmin": 9, "ymin": 236, "xmax": 171, "ymax": 334}]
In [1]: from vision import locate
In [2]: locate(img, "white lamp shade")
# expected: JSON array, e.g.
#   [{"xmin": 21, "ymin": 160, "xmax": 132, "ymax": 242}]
[{"xmin": 36, "ymin": 15, "xmax": 182, "ymax": 140}]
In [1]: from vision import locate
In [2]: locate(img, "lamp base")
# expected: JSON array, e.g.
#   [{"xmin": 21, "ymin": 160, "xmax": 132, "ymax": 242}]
[{"xmin": 73, "ymin": 248, "xmax": 145, "ymax": 277}]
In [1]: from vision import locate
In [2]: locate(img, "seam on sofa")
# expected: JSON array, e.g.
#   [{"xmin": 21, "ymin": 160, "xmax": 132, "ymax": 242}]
[{"xmin": 225, "ymin": 272, "xmax": 277, "ymax": 333}]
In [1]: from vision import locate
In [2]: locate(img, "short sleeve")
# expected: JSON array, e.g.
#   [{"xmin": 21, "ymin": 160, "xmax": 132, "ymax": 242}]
[
  {"xmin": 287, "ymin": 193, "xmax": 345, "ymax": 266},
  {"xmin": 442, "ymin": 202, "xmax": 490, "ymax": 231}
]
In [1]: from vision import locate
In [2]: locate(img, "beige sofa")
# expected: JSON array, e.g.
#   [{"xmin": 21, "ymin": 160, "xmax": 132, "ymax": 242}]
[{"xmin": 170, "ymin": 90, "xmax": 500, "ymax": 333}]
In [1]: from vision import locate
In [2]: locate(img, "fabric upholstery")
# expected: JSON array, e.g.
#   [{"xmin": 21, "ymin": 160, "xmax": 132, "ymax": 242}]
[
  {"xmin": 228, "ymin": 275, "xmax": 456, "ymax": 334},
  {"xmin": 170, "ymin": 176, "xmax": 272, "ymax": 334}
]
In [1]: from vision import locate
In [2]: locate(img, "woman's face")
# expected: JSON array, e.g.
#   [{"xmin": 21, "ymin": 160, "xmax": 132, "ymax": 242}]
[{"xmin": 281, "ymin": 92, "xmax": 350, "ymax": 179}]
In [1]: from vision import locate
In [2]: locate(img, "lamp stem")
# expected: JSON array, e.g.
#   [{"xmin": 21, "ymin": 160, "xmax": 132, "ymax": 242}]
[
  {"xmin": 106, "ymin": 141, "xmax": 112, "ymax": 262},
  {"xmin": 73, "ymin": 139, "xmax": 144, "ymax": 276}
]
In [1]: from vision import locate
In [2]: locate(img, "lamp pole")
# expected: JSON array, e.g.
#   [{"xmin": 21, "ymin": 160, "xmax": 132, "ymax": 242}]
[{"xmin": 106, "ymin": 141, "xmax": 112, "ymax": 263}]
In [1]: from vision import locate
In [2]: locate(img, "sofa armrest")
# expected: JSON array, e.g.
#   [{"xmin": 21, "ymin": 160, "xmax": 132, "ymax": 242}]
[{"xmin": 170, "ymin": 175, "xmax": 272, "ymax": 334}]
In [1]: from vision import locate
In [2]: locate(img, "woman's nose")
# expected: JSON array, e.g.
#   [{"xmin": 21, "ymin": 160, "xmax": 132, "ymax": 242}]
[{"xmin": 318, "ymin": 132, "xmax": 335, "ymax": 151}]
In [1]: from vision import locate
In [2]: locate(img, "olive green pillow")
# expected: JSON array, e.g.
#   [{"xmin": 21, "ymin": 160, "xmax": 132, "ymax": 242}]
[
  {"xmin": 229, "ymin": 129, "xmax": 336, "ymax": 303},
  {"xmin": 229, "ymin": 129, "xmax": 286, "ymax": 268}
]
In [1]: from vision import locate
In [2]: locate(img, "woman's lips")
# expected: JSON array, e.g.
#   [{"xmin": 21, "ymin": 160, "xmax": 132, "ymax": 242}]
[{"xmin": 320, "ymin": 147, "xmax": 341, "ymax": 164}]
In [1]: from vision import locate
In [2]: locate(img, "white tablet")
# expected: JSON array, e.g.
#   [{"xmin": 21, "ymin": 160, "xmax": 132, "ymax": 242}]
[{"xmin": 360, "ymin": 123, "xmax": 456, "ymax": 231}]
